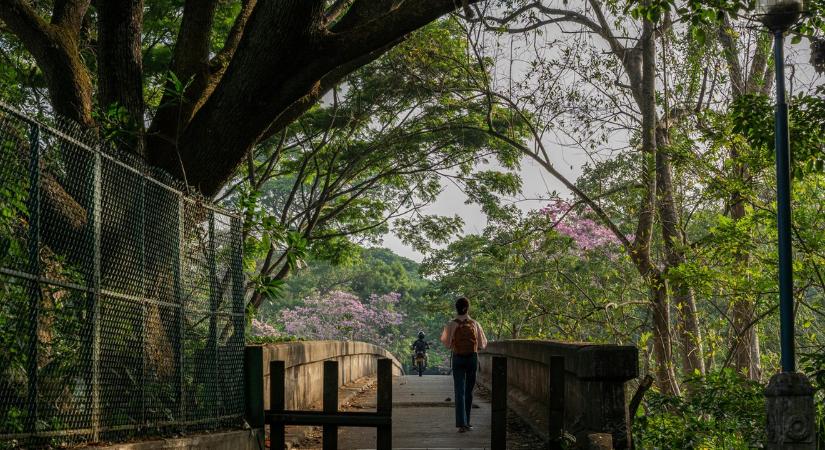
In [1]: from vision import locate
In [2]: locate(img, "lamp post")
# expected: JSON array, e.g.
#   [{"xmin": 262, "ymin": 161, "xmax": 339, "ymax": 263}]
[
  {"xmin": 758, "ymin": 0, "xmax": 801, "ymax": 375},
  {"xmin": 756, "ymin": 1, "xmax": 816, "ymax": 447}
]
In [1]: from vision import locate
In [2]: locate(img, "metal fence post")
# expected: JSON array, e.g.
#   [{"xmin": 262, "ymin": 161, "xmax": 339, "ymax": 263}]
[
  {"xmin": 549, "ymin": 356, "xmax": 565, "ymax": 450},
  {"xmin": 25, "ymin": 124, "xmax": 40, "ymax": 435},
  {"xmin": 491, "ymin": 356, "xmax": 507, "ymax": 449},
  {"xmin": 208, "ymin": 211, "xmax": 219, "ymax": 423},
  {"xmin": 270, "ymin": 360, "xmax": 286, "ymax": 450},
  {"xmin": 323, "ymin": 360, "xmax": 339, "ymax": 450},
  {"xmin": 175, "ymin": 195, "xmax": 185, "ymax": 426},
  {"xmin": 231, "ymin": 216, "xmax": 245, "ymax": 417},
  {"xmin": 91, "ymin": 150, "xmax": 102, "ymax": 442},
  {"xmin": 139, "ymin": 177, "xmax": 146, "ymax": 429},
  {"xmin": 376, "ymin": 358, "xmax": 392, "ymax": 450}
]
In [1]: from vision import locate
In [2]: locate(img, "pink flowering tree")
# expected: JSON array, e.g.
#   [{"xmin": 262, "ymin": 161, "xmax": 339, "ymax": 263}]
[
  {"xmin": 250, "ymin": 318, "xmax": 281, "ymax": 339},
  {"xmin": 540, "ymin": 199, "xmax": 621, "ymax": 251},
  {"xmin": 281, "ymin": 291, "xmax": 405, "ymax": 348}
]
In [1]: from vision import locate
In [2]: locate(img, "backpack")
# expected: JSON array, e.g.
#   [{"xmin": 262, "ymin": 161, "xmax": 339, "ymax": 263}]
[{"xmin": 452, "ymin": 319, "xmax": 477, "ymax": 355}]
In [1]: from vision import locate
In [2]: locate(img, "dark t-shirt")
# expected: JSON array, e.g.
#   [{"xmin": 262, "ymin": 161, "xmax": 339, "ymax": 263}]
[{"xmin": 412, "ymin": 339, "xmax": 429, "ymax": 352}]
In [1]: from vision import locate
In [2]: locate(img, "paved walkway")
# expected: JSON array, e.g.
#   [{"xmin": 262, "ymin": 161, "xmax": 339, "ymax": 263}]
[{"xmin": 337, "ymin": 375, "xmax": 491, "ymax": 450}]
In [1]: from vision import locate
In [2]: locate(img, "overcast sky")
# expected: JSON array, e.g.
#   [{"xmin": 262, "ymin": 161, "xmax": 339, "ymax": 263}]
[{"xmin": 379, "ymin": 150, "xmax": 588, "ymax": 261}]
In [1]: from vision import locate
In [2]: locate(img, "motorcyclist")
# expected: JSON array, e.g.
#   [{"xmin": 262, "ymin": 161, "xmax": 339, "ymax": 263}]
[{"xmin": 411, "ymin": 331, "xmax": 430, "ymax": 367}]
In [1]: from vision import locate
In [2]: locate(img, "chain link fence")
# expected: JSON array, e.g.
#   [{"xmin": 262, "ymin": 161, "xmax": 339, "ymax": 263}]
[{"xmin": 0, "ymin": 103, "xmax": 246, "ymax": 448}]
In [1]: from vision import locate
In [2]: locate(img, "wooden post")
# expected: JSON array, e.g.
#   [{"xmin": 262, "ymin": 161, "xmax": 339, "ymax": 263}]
[
  {"xmin": 376, "ymin": 358, "xmax": 392, "ymax": 450},
  {"xmin": 491, "ymin": 356, "xmax": 507, "ymax": 449},
  {"xmin": 244, "ymin": 346, "xmax": 264, "ymax": 430},
  {"xmin": 323, "ymin": 360, "xmax": 339, "ymax": 450},
  {"xmin": 548, "ymin": 356, "xmax": 565, "ymax": 450},
  {"xmin": 270, "ymin": 360, "xmax": 286, "ymax": 450},
  {"xmin": 491, "ymin": 357, "xmax": 508, "ymax": 448}
]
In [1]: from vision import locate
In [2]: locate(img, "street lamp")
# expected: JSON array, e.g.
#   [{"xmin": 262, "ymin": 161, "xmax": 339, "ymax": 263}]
[
  {"xmin": 757, "ymin": 0, "xmax": 802, "ymax": 375},
  {"xmin": 756, "ymin": 1, "xmax": 817, "ymax": 448}
]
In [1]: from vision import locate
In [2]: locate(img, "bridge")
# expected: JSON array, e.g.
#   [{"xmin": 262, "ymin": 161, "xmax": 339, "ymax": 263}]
[{"xmin": 243, "ymin": 339, "xmax": 638, "ymax": 450}]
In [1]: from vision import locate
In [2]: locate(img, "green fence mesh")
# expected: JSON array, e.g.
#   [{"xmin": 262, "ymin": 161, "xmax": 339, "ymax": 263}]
[{"xmin": 0, "ymin": 103, "xmax": 246, "ymax": 448}]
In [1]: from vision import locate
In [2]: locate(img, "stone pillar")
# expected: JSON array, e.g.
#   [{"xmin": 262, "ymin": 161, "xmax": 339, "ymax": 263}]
[{"xmin": 765, "ymin": 372, "xmax": 816, "ymax": 450}]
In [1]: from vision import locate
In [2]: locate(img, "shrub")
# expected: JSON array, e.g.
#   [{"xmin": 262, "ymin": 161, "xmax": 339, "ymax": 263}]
[{"xmin": 634, "ymin": 369, "xmax": 765, "ymax": 449}]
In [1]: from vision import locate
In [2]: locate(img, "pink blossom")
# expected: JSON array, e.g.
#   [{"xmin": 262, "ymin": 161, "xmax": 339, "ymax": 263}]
[
  {"xmin": 280, "ymin": 291, "xmax": 405, "ymax": 348},
  {"xmin": 250, "ymin": 318, "xmax": 281, "ymax": 338},
  {"xmin": 540, "ymin": 199, "xmax": 620, "ymax": 251}
]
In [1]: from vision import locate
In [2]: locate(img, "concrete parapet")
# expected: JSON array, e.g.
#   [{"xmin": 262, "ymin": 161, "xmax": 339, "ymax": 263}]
[
  {"xmin": 478, "ymin": 340, "xmax": 638, "ymax": 450},
  {"xmin": 256, "ymin": 340, "xmax": 403, "ymax": 411}
]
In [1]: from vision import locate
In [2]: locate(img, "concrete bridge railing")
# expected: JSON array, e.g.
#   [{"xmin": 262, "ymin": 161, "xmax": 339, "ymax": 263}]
[
  {"xmin": 254, "ymin": 340, "xmax": 403, "ymax": 411},
  {"xmin": 478, "ymin": 340, "xmax": 638, "ymax": 449}
]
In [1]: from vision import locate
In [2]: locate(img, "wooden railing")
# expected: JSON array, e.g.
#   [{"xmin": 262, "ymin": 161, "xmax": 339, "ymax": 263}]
[
  {"xmin": 243, "ymin": 346, "xmax": 393, "ymax": 450},
  {"xmin": 267, "ymin": 358, "xmax": 392, "ymax": 450}
]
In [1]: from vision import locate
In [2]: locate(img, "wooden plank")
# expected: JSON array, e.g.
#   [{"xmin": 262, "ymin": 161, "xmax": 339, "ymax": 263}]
[
  {"xmin": 491, "ymin": 356, "xmax": 507, "ymax": 448},
  {"xmin": 270, "ymin": 361, "xmax": 286, "ymax": 450},
  {"xmin": 323, "ymin": 360, "xmax": 339, "ymax": 450},
  {"xmin": 376, "ymin": 358, "xmax": 392, "ymax": 450},
  {"xmin": 548, "ymin": 355, "xmax": 565, "ymax": 450}
]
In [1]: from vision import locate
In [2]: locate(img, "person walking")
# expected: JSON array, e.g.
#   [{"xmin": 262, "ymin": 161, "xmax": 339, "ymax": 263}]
[{"xmin": 440, "ymin": 296, "xmax": 488, "ymax": 433}]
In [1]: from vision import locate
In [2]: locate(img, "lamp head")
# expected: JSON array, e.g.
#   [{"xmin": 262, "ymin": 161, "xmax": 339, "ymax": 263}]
[{"xmin": 756, "ymin": 0, "xmax": 803, "ymax": 32}]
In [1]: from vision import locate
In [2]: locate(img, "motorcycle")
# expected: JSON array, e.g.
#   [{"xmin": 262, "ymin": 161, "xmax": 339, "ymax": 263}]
[{"xmin": 414, "ymin": 350, "xmax": 427, "ymax": 376}]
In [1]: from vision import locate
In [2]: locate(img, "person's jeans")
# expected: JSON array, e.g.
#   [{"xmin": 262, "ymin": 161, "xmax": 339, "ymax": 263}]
[{"xmin": 451, "ymin": 353, "xmax": 478, "ymax": 428}]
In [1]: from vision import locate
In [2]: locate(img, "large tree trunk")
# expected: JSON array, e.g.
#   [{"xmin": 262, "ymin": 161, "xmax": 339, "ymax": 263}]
[
  {"xmin": 637, "ymin": 17, "xmax": 680, "ymax": 395},
  {"xmin": 650, "ymin": 275, "xmax": 681, "ymax": 395},
  {"xmin": 655, "ymin": 127, "xmax": 706, "ymax": 378},
  {"xmin": 97, "ymin": 0, "xmax": 146, "ymax": 156},
  {"xmin": 729, "ymin": 176, "xmax": 762, "ymax": 380}
]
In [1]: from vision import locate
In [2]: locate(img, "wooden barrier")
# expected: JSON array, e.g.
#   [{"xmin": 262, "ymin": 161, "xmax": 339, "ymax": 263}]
[
  {"xmin": 491, "ymin": 356, "xmax": 507, "ymax": 449},
  {"xmin": 266, "ymin": 358, "xmax": 393, "ymax": 450}
]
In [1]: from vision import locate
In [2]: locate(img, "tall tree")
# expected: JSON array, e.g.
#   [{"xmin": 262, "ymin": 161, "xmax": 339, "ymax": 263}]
[{"xmin": 0, "ymin": 0, "xmax": 482, "ymax": 196}]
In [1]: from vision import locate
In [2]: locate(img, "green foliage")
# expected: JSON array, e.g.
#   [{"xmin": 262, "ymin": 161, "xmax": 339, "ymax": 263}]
[
  {"xmin": 731, "ymin": 89, "xmax": 825, "ymax": 179},
  {"xmin": 245, "ymin": 334, "xmax": 300, "ymax": 345},
  {"xmin": 232, "ymin": 18, "xmax": 530, "ymax": 305},
  {"xmin": 634, "ymin": 369, "xmax": 766, "ymax": 449},
  {"xmin": 0, "ymin": 137, "xmax": 28, "ymax": 267},
  {"xmin": 801, "ymin": 348, "xmax": 825, "ymax": 448},
  {"xmin": 423, "ymin": 208, "xmax": 639, "ymax": 342}
]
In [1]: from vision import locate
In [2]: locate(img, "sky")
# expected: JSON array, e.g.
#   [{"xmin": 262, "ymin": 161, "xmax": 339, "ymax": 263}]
[{"xmin": 379, "ymin": 150, "xmax": 589, "ymax": 261}]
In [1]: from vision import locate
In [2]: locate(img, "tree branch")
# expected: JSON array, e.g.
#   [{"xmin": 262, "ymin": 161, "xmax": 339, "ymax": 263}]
[
  {"xmin": 0, "ymin": 0, "xmax": 94, "ymax": 124},
  {"xmin": 51, "ymin": 0, "xmax": 90, "ymax": 33}
]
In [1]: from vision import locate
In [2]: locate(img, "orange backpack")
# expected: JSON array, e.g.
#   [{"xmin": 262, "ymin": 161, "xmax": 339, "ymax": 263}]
[{"xmin": 452, "ymin": 319, "xmax": 477, "ymax": 355}]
